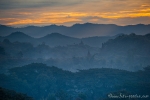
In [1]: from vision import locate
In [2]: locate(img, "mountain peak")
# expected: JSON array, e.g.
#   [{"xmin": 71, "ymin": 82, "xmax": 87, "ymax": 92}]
[
  {"xmin": 6, "ymin": 32, "xmax": 32, "ymax": 38},
  {"xmin": 9, "ymin": 31, "xmax": 26, "ymax": 35},
  {"xmin": 45, "ymin": 33, "xmax": 65, "ymax": 38},
  {"xmin": 51, "ymin": 32, "xmax": 62, "ymax": 35}
]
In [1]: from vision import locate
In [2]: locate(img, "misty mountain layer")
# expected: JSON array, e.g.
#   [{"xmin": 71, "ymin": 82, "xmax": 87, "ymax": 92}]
[
  {"xmin": 0, "ymin": 23, "xmax": 150, "ymax": 38},
  {"xmin": 1, "ymin": 33, "xmax": 150, "ymax": 72}
]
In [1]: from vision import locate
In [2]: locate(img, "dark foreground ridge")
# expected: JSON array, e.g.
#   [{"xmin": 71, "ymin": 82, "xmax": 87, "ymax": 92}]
[
  {"xmin": 0, "ymin": 87, "xmax": 33, "ymax": 100},
  {"xmin": 0, "ymin": 63, "xmax": 150, "ymax": 100}
]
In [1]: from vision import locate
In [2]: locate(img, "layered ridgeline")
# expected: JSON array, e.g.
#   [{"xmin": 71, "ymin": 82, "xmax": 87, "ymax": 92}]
[
  {"xmin": 0, "ymin": 32, "xmax": 112, "ymax": 47},
  {"xmin": 0, "ymin": 63, "xmax": 150, "ymax": 100},
  {"xmin": 0, "ymin": 33, "xmax": 150, "ymax": 72},
  {"xmin": 0, "ymin": 23, "xmax": 150, "ymax": 38}
]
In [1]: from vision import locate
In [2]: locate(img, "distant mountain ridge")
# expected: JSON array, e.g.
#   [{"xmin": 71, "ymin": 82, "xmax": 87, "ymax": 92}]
[{"xmin": 0, "ymin": 23, "xmax": 150, "ymax": 38}]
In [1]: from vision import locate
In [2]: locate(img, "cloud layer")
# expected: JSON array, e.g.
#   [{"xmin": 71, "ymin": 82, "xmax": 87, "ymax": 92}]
[{"xmin": 0, "ymin": 0, "xmax": 150, "ymax": 26}]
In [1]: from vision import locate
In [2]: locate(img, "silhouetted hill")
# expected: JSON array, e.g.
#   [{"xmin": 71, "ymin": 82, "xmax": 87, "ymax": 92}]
[
  {"xmin": 38, "ymin": 33, "xmax": 80, "ymax": 47},
  {"xmin": 6, "ymin": 32, "xmax": 33, "ymax": 41},
  {"xmin": 41, "ymin": 32, "xmax": 72, "ymax": 38},
  {"xmin": 0, "ymin": 23, "xmax": 150, "ymax": 38},
  {"xmin": 0, "ymin": 32, "xmax": 37, "ymax": 45},
  {"xmin": 101, "ymin": 33, "xmax": 150, "ymax": 56}
]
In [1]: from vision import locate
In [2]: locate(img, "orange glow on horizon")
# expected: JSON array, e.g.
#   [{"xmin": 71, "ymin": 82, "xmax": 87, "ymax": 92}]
[{"xmin": 1, "ymin": 2, "xmax": 150, "ymax": 26}]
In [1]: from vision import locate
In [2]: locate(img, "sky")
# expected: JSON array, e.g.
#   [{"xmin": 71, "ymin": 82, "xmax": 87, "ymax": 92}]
[{"xmin": 0, "ymin": 0, "xmax": 150, "ymax": 26}]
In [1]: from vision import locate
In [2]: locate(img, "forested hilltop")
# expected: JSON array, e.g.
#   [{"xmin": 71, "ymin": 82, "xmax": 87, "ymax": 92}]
[{"xmin": 0, "ymin": 63, "xmax": 150, "ymax": 100}]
